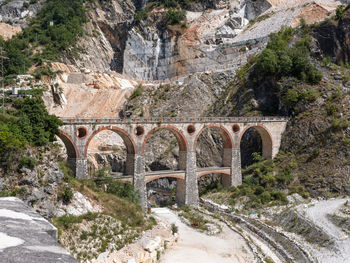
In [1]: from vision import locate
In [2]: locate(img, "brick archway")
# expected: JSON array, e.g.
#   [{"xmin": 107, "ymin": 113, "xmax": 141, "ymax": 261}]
[
  {"xmin": 239, "ymin": 124, "xmax": 273, "ymax": 159},
  {"xmin": 58, "ymin": 130, "xmax": 79, "ymax": 158},
  {"xmin": 141, "ymin": 125, "xmax": 188, "ymax": 154},
  {"xmin": 84, "ymin": 126, "xmax": 137, "ymax": 157},
  {"xmin": 193, "ymin": 124, "xmax": 234, "ymax": 151}
]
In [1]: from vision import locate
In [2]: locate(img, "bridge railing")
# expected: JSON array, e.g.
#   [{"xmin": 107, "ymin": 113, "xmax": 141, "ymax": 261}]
[{"xmin": 60, "ymin": 116, "xmax": 288, "ymax": 124}]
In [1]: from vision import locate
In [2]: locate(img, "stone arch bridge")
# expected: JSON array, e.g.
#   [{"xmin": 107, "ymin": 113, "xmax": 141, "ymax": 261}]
[{"xmin": 59, "ymin": 117, "xmax": 287, "ymax": 208}]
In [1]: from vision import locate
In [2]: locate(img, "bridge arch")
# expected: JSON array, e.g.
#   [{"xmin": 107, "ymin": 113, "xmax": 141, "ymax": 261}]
[
  {"xmin": 58, "ymin": 130, "xmax": 79, "ymax": 158},
  {"xmin": 239, "ymin": 124, "xmax": 273, "ymax": 159},
  {"xmin": 141, "ymin": 125, "xmax": 188, "ymax": 154},
  {"xmin": 197, "ymin": 170, "xmax": 231, "ymax": 179},
  {"xmin": 146, "ymin": 174, "xmax": 185, "ymax": 184},
  {"xmin": 84, "ymin": 126, "xmax": 137, "ymax": 157},
  {"xmin": 193, "ymin": 124, "xmax": 234, "ymax": 152}
]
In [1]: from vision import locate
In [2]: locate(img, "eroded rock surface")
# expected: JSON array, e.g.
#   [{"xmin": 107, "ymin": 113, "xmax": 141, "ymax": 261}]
[{"xmin": 0, "ymin": 197, "xmax": 77, "ymax": 263}]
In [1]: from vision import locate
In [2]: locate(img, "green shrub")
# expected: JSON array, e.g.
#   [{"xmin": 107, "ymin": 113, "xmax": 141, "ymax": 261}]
[
  {"xmin": 331, "ymin": 117, "xmax": 349, "ymax": 130},
  {"xmin": 181, "ymin": 205, "xmax": 190, "ymax": 213},
  {"xmin": 55, "ymin": 212, "xmax": 98, "ymax": 229},
  {"xmin": 335, "ymin": 5, "xmax": 345, "ymax": 20},
  {"xmin": 80, "ymin": 231, "xmax": 88, "ymax": 240},
  {"xmin": 0, "ymin": 0, "xmax": 87, "ymax": 77},
  {"xmin": 256, "ymin": 49, "xmax": 278, "ymax": 76},
  {"xmin": 19, "ymin": 156, "xmax": 37, "ymax": 169},
  {"xmin": 265, "ymin": 256, "xmax": 275, "ymax": 263},
  {"xmin": 326, "ymin": 103, "xmax": 338, "ymax": 116},
  {"xmin": 276, "ymin": 171, "xmax": 294, "ymax": 185},
  {"xmin": 56, "ymin": 214, "xmax": 82, "ymax": 229},
  {"xmin": 254, "ymin": 26, "xmax": 322, "ymax": 85},
  {"xmin": 134, "ymin": 9, "xmax": 148, "ymax": 23},
  {"xmin": 260, "ymin": 191, "xmax": 272, "ymax": 204},
  {"xmin": 254, "ymin": 186, "xmax": 265, "ymax": 195},
  {"xmin": 61, "ymin": 186, "xmax": 74, "ymax": 204},
  {"xmin": 104, "ymin": 179, "xmax": 139, "ymax": 203},
  {"xmin": 171, "ymin": 223, "xmax": 178, "ymax": 235},
  {"xmin": 166, "ymin": 8, "xmax": 186, "ymax": 25},
  {"xmin": 271, "ymin": 190, "xmax": 288, "ymax": 203},
  {"xmin": 129, "ymin": 85, "xmax": 143, "ymax": 100}
]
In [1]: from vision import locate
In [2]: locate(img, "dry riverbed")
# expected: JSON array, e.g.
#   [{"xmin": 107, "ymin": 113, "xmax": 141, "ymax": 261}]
[{"xmin": 152, "ymin": 207, "xmax": 255, "ymax": 263}]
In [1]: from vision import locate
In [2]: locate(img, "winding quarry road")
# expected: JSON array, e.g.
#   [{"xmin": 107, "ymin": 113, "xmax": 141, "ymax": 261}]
[
  {"xmin": 301, "ymin": 198, "xmax": 350, "ymax": 263},
  {"xmin": 152, "ymin": 208, "xmax": 255, "ymax": 263}
]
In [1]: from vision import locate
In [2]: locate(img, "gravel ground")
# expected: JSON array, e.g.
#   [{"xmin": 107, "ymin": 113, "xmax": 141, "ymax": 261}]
[
  {"xmin": 298, "ymin": 198, "xmax": 350, "ymax": 263},
  {"xmin": 152, "ymin": 208, "xmax": 255, "ymax": 263}
]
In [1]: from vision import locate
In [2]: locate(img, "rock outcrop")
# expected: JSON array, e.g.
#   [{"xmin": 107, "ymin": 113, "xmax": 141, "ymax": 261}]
[
  {"xmin": 122, "ymin": 0, "xmax": 342, "ymax": 81},
  {"xmin": 63, "ymin": 0, "xmax": 135, "ymax": 72},
  {"xmin": 0, "ymin": 0, "xmax": 43, "ymax": 26},
  {"xmin": 0, "ymin": 197, "xmax": 78, "ymax": 263},
  {"xmin": 0, "ymin": 147, "xmax": 66, "ymax": 218},
  {"xmin": 314, "ymin": 4, "xmax": 350, "ymax": 64}
]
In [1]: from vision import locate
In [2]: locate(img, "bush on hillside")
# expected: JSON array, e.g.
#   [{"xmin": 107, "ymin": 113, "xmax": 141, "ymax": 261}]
[
  {"xmin": 255, "ymin": 27, "xmax": 322, "ymax": 84},
  {"xmin": 0, "ymin": 0, "xmax": 87, "ymax": 78},
  {"xmin": 0, "ymin": 91, "xmax": 62, "ymax": 171},
  {"xmin": 166, "ymin": 8, "xmax": 186, "ymax": 25}
]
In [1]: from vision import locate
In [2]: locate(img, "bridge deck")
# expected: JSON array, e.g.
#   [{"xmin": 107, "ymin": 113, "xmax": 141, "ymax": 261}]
[{"xmin": 61, "ymin": 116, "xmax": 287, "ymax": 125}]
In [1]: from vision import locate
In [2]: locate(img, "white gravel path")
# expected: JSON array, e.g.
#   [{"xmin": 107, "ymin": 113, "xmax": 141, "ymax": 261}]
[
  {"xmin": 152, "ymin": 208, "xmax": 255, "ymax": 263},
  {"xmin": 300, "ymin": 198, "xmax": 350, "ymax": 263}
]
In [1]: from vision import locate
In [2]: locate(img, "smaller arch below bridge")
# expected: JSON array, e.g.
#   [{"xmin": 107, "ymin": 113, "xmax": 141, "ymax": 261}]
[
  {"xmin": 145, "ymin": 173, "xmax": 185, "ymax": 184},
  {"xmin": 141, "ymin": 125, "xmax": 189, "ymax": 154},
  {"xmin": 58, "ymin": 130, "xmax": 79, "ymax": 159},
  {"xmin": 193, "ymin": 124, "xmax": 234, "ymax": 152},
  {"xmin": 239, "ymin": 124, "xmax": 273, "ymax": 159},
  {"xmin": 84, "ymin": 126, "xmax": 137, "ymax": 157},
  {"xmin": 196, "ymin": 169, "xmax": 231, "ymax": 179}
]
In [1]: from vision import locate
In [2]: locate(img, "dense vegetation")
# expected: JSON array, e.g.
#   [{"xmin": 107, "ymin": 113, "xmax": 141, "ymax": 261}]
[
  {"xmin": 254, "ymin": 26, "xmax": 322, "ymax": 85},
  {"xmin": 0, "ymin": 90, "xmax": 62, "ymax": 171},
  {"xmin": 135, "ymin": 0, "xmax": 191, "ymax": 27},
  {"xmin": 200, "ymin": 152, "xmax": 308, "ymax": 210},
  {"xmin": 211, "ymin": 24, "xmax": 324, "ymax": 117},
  {"xmin": 206, "ymin": 10, "xmax": 350, "ymax": 203},
  {"xmin": 0, "ymin": 0, "xmax": 88, "ymax": 81},
  {"xmin": 149, "ymin": 0, "xmax": 200, "ymax": 9}
]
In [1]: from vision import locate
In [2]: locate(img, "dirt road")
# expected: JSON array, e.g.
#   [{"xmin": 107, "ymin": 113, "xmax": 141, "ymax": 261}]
[
  {"xmin": 152, "ymin": 208, "xmax": 255, "ymax": 263},
  {"xmin": 300, "ymin": 198, "xmax": 350, "ymax": 263}
]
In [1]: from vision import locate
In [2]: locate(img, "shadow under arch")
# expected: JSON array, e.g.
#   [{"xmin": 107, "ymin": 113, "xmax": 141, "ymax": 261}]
[
  {"xmin": 84, "ymin": 126, "xmax": 137, "ymax": 157},
  {"xmin": 193, "ymin": 124, "xmax": 234, "ymax": 152},
  {"xmin": 58, "ymin": 130, "xmax": 79, "ymax": 159},
  {"xmin": 145, "ymin": 174, "xmax": 185, "ymax": 184},
  {"xmin": 193, "ymin": 124, "xmax": 234, "ymax": 170},
  {"xmin": 239, "ymin": 124, "xmax": 273, "ymax": 159},
  {"xmin": 197, "ymin": 169, "xmax": 231, "ymax": 179},
  {"xmin": 84, "ymin": 126, "xmax": 137, "ymax": 176},
  {"xmin": 197, "ymin": 170, "xmax": 232, "ymax": 197},
  {"xmin": 141, "ymin": 125, "xmax": 188, "ymax": 154},
  {"xmin": 142, "ymin": 126, "xmax": 189, "ymax": 205}
]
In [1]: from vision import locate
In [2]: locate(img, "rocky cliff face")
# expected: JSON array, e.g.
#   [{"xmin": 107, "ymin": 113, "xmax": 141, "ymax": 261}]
[
  {"xmin": 123, "ymin": 0, "xmax": 269, "ymax": 80},
  {"xmin": 63, "ymin": 0, "xmax": 135, "ymax": 72},
  {"xmin": 0, "ymin": 0, "xmax": 43, "ymax": 26},
  {"xmin": 122, "ymin": 0, "xmax": 341, "ymax": 81},
  {"xmin": 314, "ymin": 6, "xmax": 350, "ymax": 64},
  {"xmin": 1, "ymin": 0, "xmax": 342, "ymax": 80},
  {"xmin": 0, "ymin": 146, "xmax": 65, "ymax": 218}
]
